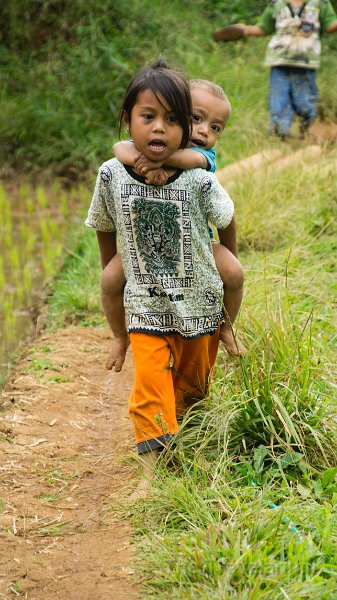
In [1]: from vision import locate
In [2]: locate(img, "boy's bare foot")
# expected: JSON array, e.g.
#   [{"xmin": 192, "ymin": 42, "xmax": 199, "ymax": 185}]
[
  {"xmin": 220, "ymin": 326, "xmax": 247, "ymax": 356},
  {"xmin": 129, "ymin": 449, "xmax": 160, "ymax": 501},
  {"xmin": 106, "ymin": 335, "xmax": 130, "ymax": 372}
]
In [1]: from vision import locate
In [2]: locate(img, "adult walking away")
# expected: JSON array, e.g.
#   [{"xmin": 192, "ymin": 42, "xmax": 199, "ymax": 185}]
[
  {"xmin": 85, "ymin": 59, "xmax": 235, "ymax": 497},
  {"xmin": 238, "ymin": 1, "xmax": 337, "ymax": 138}
]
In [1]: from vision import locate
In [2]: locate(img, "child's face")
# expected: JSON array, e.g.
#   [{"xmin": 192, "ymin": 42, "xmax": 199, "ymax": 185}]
[
  {"xmin": 190, "ymin": 87, "xmax": 230, "ymax": 151},
  {"xmin": 124, "ymin": 89, "xmax": 183, "ymax": 162}
]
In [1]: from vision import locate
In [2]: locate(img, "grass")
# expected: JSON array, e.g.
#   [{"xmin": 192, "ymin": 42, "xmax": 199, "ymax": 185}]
[
  {"xmin": 117, "ymin": 148, "xmax": 336, "ymax": 597},
  {"xmin": 45, "ymin": 225, "xmax": 104, "ymax": 330},
  {"xmin": 1, "ymin": 0, "xmax": 336, "ymax": 176},
  {"xmin": 1, "ymin": 0, "xmax": 337, "ymax": 596},
  {"xmin": 0, "ymin": 181, "xmax": 89, "ymax": 385}
]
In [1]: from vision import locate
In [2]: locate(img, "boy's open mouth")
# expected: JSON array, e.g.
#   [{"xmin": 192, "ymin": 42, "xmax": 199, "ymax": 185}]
[
  {"xmin": 191, "ymin": 138, "xmax": 206, "ymax": 148},
  {"xmin": 149, "ymin": 139, "xmax": 166, "ymax": 153}
]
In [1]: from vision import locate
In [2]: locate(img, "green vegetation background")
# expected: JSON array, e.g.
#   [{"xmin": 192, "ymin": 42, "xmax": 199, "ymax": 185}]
[
  {"xmin": 1, "ymin": 0, "xmax": 337, "ymax": 178},
  {"xmin": 1, "ymin": 1, "xmax": 337, "ymax": 597}
]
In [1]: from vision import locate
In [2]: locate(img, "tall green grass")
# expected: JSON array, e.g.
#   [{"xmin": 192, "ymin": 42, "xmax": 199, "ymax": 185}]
[
  {"xmin": 120, "ymin": 152, "xmax": 336, "ymax": 597},
  {"xmin": 1, "ymin": 0, "xmax": 336, "ymax": 177}
]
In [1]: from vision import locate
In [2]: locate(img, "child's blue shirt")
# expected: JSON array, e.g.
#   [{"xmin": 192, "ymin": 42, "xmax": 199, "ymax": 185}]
[
  {"xmin": 190, "ymin": 147, "xmax": 216, "ymax": 173},
  {"xmin": 191, "ymin": 147, "xmax": 217, "ymax": 239}
]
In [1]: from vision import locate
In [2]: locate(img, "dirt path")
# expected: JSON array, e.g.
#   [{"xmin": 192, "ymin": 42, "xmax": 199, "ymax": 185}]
[{"xmin": 0, "ymin": 326, "xmax": 138, "ymax": 600}]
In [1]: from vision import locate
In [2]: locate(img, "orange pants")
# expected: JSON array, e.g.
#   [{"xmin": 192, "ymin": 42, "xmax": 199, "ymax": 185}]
[{"xmin": 129, "ymin": 329, "xmax": 220, "ymax": 454}]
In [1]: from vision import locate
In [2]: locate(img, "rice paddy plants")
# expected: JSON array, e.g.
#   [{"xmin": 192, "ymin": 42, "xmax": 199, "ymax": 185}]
[
  {"xmin": 0, "ymin": 181, "xmax": 89, "ymax": 386},
  {"xmin": 36, "ymin": 186, "xmax": 48, "ymax": 210},
  {"xmin": 60, "ymin": 192, "xmax": 69, "ymax": 218},
  {"xmin": 0, "ymin": 256, "xmax": 4, "ymax": 290}
]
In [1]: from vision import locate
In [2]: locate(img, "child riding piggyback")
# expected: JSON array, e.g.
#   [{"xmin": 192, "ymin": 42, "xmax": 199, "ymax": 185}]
[
  {"xmin": 85, "ymin": 59, "xmax": 239, "ymax": 493},
  {"xmin": 109, "ymin": 77, "xmax": 247, "ymax": 361}
]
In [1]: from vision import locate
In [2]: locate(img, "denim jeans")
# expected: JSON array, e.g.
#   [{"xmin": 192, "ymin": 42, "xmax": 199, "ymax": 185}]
[{"xmin": 269, "ymin": 66, "xmax": 318, "ymax": 135}]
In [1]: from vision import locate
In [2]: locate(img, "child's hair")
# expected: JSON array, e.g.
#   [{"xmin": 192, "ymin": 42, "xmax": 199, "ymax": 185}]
[
  {"xmin": 119, "ymin": 58, "xmax": 192, "ymax": 149},
  {"xmin": 190, "ymin": 78, "xmax": 231, "ymax": 110}
]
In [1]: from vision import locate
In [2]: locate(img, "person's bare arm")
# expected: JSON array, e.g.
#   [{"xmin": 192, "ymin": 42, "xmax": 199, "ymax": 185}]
[
  {"xmin": 241, "ymin": 24, "xmax": 266, "ymax": 36},
  {"xmin": 96, "ymin": 230, "xmax": 129, "ymax": 370},
  {"xmin": 326, "ymin": 22, "xmax": 337, "ymax": 33},
  {"xmin": 96, "ymin": 230, "xmax": 117, "ymax": 268},
  {"xmin": 164, "ymin": 148, "xmax": 208, "ymax": 170},
  {"xmin": 114, "ymin": 142, "xmax": 165, "ymax": 178},
  {"xmin": 113, "ymin": 141, "xmax": 141, "ymax": 166},
  {"xmin": 217, "ymin": 216, "xmax": 238, "ymax": 257},
  {"xmin": 114, "ymin": 142, "xmax": 208, "ymax": 175}
]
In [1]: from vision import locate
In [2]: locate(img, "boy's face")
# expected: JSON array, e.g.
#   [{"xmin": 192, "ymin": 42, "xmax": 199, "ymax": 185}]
[
  {"xmin": 124, "ymin": 89, "xmax": 183, "ymax": 162},
  {"xmin": 190, "ymin": 87, "xmax": 230, "ymax": 151}
]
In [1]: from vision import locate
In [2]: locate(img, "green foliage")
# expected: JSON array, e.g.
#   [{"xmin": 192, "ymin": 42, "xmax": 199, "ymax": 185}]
[
  {"xmin": 46, "ymin": 226, "xmax": 104, "ymax": 328},
  {"xmin": 0, "ymin": 0, "xmax": 140, "ymax": 50},
  {"xmin": 2, "ymin": 0, "xmax": 335, "ymax": 176},
  {"xmin": 1, "ymin": 0, "xmax": 337, "ymax": 595},
  {"xmin": 0, "ymin": 3, "xmax": 134, "ymax": 175},
  {"xmin": 120, "ymin": 136, "xmax": 336, "ymax": 599},
  {"xmin": 205, "ymin": 0, "xmax": 266, "ymax": 23}
]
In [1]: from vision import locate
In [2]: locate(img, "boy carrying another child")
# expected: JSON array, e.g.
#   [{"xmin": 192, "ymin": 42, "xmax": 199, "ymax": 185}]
[
  {"xmin": 86, "ymin": 60, "xmax": 237, "ymax": 496},
  {"xmin": 103, "ymin": 78, "xmax": 246, "ymax": 373}
]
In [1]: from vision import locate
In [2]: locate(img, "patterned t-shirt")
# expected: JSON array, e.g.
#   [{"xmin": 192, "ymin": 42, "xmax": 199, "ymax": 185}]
[
  {"xmin": 258, "ymin": 0, "xmax": 337, "ymax": 69},
  {"xmin": 85, "ymin": 159, "xmax": 234, "ymax": 338}
]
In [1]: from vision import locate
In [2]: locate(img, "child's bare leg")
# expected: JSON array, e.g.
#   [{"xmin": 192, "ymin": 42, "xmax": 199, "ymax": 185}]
[
  {"xmin": 101, "ymin": 254, "xmax": 129, "ymax": 371},
  {"xmin": 212, "ymin": 243, "xmax": 247, "ymax": 356},
  {"xmin": 130, "ymin": 449, "xmax": 160, "ymax": 501}
]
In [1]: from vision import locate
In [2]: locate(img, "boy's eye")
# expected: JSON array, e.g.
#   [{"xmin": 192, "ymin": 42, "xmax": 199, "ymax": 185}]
[
  {"xmin": 167, "ymin": 115, "xmax": 178, "ymax": 123},
  {"xmin": 192, "ymin": 114, "xmax": 202, "ymax": 123},
  {"xmin": 142, "ymin": 113, "xmax": 153, "ymax": 120},
  {"xmin": 211, "ymin": 124, "xmax": 221, "ymax": 133}
]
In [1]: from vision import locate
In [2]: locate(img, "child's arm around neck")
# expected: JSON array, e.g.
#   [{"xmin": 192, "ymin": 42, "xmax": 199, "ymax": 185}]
[
  {"xmin": 113, "ymin": 141, "xmax": 144, "ymax": 167},
  {"xmin": 113, "ymin": 141, "xmax": 208, "ymax": 173},
  {"xmin": 164, "ymin": 148, "xmax": 208, "ymax": 170}
]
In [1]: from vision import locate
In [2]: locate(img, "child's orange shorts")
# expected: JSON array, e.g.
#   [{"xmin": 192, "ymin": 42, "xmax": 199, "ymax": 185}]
[{"xmin": 129, "ymin": 328, "xmax": 220, "ymax": 454}]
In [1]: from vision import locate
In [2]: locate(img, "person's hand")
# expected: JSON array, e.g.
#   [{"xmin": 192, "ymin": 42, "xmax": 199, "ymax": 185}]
[
  {"xmin": 145, "ymin": 168, "xmax": 169, "ymax": 186},
  {"xmin": 134, "ymin": 154, "xmax": 162, "ymax": 175},
  {"xmin": 106, "ymin": 336, "xmax": 129, "ymax": 372}
]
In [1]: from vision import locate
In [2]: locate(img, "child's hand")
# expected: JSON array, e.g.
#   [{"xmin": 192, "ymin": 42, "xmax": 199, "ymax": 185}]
[
  {"xmin": 134, "ymin": 154, "xmax": 162, "ymax": 175},
  {"xmin": 145, "ymin": 168, "xmax": 169, "ymax": 186},
  {"xmin": 106, "ymin": 336, "xmax": 129, "ymax": 372}
]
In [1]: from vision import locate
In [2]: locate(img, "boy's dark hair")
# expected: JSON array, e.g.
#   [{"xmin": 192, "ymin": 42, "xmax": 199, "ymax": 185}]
[{"xmin": 119, "ymin": 58, "xmax": 192, "ymax": 148}]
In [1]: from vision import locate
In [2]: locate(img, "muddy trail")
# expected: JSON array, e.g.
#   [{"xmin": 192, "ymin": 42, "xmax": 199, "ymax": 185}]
[
  {"xmin": 0, "ymin": 327, "xmax": 138, "ymax": 599},
  {"xmin": 0, "ymin": 128, "xmax": 336, "ymax": 599}
]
